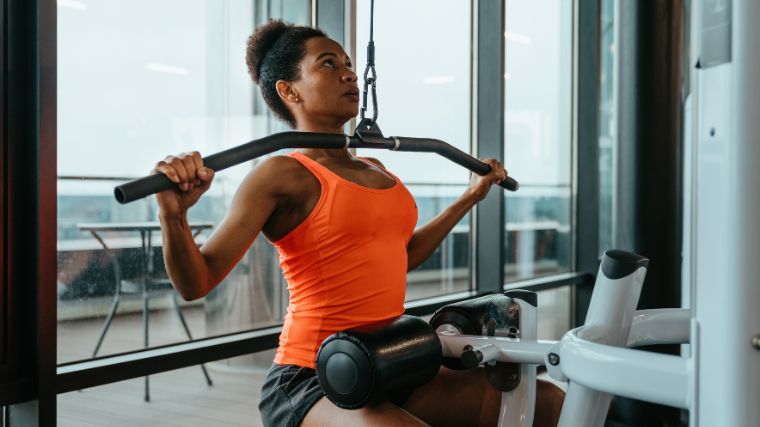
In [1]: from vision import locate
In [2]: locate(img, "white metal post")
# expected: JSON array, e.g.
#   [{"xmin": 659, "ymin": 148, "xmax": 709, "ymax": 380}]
[
  {"xmin": 498, "ymin": 298, "xmax": 537, "ymax": 427},
  {"xmin": 557, "ymin": 251, "xmax": 648, "ymax": 427}
]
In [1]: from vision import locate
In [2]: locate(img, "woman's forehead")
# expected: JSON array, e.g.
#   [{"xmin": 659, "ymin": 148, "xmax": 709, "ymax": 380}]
[{"xmin": 304, "ymin": 37, "xmax": 348, "ymax": 59}]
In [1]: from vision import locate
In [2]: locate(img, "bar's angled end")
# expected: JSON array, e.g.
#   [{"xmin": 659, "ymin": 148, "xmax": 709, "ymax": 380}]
[{"xmin": 114, "ymin": 187, "xmax": 127, "ymax": 204}]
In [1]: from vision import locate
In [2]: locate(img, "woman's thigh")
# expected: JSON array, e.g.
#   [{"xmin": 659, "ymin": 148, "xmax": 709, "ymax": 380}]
[
  {"xmin": 401, "ymin": 367, "xmax": 565, "ymax": 427},
  {"xmin": 302, "ymin": 396, "xmax": 429, "ymax": 427}
]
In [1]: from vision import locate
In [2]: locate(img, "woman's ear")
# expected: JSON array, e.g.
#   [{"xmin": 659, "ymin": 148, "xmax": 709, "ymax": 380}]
[{"xmin": 276, "ymin": 80, "xmax": 301, "ymax": 104}]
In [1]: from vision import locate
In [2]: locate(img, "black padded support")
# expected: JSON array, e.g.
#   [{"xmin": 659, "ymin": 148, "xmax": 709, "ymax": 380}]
[
  {"xmin": 316, "ymin": 315, "xmax": 441, "ymax": 409},
  {"xmin": 504, "ymin": 289, "xmax": 537, "ymax": 307}
]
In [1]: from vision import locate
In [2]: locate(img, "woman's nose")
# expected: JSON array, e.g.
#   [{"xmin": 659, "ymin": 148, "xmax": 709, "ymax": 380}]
[{"xmin": 342, "ymin": 69, "xmax": 358, "ymax": 83}]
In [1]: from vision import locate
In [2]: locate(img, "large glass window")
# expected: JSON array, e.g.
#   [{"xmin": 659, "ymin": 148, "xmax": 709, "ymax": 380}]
[
  {"xmin": 55, "ymin": 0, "xmax": 579, "ymax": 405},
  {"xmin": 57, "ymin": 0, "xmax": 307, "ymax": 366},
  {"xmin": 356, "ymin": 0, "xmax": 473, "ymax": 300},
  {"xmin": 503, "ymin": 0, "xmax": 574, "ymax": 337},
  {"xmin": 503, "ymin": 0, "xmax": 573, "ymax": 282}
]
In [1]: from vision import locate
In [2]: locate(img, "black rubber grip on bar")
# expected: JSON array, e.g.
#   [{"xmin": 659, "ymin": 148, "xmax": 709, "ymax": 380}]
[
  {"xmin": 392, "ymin": 137, "xmax": 519, "ymax": 191},
  {"xmin": 114, "ymin": 132, "xmax": 356, "ymax": 204}
]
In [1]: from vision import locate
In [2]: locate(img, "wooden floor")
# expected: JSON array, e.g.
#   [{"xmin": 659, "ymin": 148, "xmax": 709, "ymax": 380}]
[
  {"xmin": 58, "ymin": 366, "xmax": 267, "ymax": 427},
  {"xmin": 58, "ymin": 305, "xmax": 271, "ymax": 427},
  {"xmin": 59, "ymin": 302, "xmax": 218, "ymax": 364}
]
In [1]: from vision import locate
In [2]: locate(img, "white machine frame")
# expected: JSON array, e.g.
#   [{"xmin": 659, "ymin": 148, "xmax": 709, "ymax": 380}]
[
  {"xmin": 435, "ymin": 0, "xmax": 760, "ymax": 425},
  {"xmin": 438, "ymin": 257, "xmax": 691, "ymax": 427}
]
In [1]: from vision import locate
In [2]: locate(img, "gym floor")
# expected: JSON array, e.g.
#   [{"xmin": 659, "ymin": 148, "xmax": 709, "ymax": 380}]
[
  {"xmin": 58, "ymin": 306, "xmax": 269, "ymax": 426},
  {"xmin": 58, "ymin": 365, "xmax": 266, "ymax": 427}
]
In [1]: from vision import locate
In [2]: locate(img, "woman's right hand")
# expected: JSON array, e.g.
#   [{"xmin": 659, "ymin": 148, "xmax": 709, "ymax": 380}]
[{"xmin": 152, "ymin": 151, "xmax": 215, "ymax": 218}]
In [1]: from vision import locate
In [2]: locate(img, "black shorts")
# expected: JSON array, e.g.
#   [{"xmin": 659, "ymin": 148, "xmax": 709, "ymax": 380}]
[
  {"xmin": 258, "ymin": 364, "xmax": 323, "ymax": 427},
  {"xmin": 258, "ymin": 363, "xmax": 415, "ymax": 427}
]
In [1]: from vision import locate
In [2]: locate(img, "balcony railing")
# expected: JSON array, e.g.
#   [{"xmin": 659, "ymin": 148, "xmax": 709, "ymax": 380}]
[{"xmin": 57, "ymin": 176, "xmax": 571, "ymax": 320}]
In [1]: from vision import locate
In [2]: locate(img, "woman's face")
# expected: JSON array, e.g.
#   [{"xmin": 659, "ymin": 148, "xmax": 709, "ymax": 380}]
[{"xmin": 285, "ymin": 37, "xmax": 359, "ymax": 128}]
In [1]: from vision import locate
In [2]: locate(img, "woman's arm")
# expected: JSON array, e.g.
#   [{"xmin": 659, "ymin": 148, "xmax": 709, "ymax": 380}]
[
  {"xmin": 157, "ymin": 156, "xmax": 287, "ymax": 300},
  {"xmin": 406, "ymin": 158, "xmax": 508, "ymax": 271}
]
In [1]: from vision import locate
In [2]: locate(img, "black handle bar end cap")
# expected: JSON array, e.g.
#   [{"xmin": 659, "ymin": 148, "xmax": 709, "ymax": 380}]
[
  {"xmin": 501, "ymin": 177, "xmax": 519, "ymax": 192},
  {"xmin": 114, "ymin": 186, "xmax": 128, "ymax": 204}
]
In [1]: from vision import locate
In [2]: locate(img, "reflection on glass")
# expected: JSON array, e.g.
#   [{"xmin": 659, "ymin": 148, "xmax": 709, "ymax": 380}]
[
  {"xmin": 356, "ymin": 0, "xmax": 473, "ymax": 299},
  {"xmin": 405, "ymin": 185, "xmax": 471, "ymax": 300},
  {"xmin": 504, "ymin": 0, "xmax": 574, "ymax": 281},
  {"xmin": 56, "ymin": 0, "xmax": 307, "ymax": 364},
  {"xmin": 536, "ymin": 287, "xmax": 572, "ymax": 340},
  {"xmin": 505, "ymin": 188, "xmax": 572, "ymax": 280}
]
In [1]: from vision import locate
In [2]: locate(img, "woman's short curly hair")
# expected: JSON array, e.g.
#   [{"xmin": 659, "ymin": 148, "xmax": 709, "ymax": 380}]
[{"xmin": 246, "ymin": 20, "xmax": 327, "ymax": 128}]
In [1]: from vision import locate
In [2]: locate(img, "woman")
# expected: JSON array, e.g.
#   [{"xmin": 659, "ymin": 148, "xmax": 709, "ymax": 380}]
[{"xmin": 154, "ymin": 20, "xmax": 563, "ymax": 427}]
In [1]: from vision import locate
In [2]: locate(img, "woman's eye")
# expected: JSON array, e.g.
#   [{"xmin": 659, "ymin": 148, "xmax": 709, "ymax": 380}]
[{"xmin": 323, "ymin": 60, "xmax": 336, "ymax": 68}]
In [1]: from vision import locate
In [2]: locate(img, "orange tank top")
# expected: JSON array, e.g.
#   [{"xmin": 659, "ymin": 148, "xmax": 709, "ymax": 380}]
[{"xmin": 271, "ymin": 151, "xmax": 418, "ymax": 368}]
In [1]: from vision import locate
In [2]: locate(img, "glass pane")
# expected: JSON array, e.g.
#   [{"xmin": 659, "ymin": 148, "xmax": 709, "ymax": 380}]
[
  {"xmin": 58, "ymin": 354, "xmax": 269, "ymax": 426},
  {"xmin": 356, "ymin": 0, "xmax": 473, "ymax": 300},
  {"xmin": 57, "ymin": 0, "xmax": 307, "ymax": 364},
  {"xmin": 536, "ymin": 287, "xmax": 572, "ymax": 340},
  {"xmin": 504, "ymin": 0, "xmax": 573, "ymax": 281},
  {"xmin": 598, "ymin": 0, "xmax": 616, "ymax": 254}
]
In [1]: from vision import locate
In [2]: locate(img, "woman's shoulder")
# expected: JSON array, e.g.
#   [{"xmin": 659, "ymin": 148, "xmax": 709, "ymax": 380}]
[
  {"xmin": 240, "ymin": 154, "xmax": 317, "ymax": 196},
  {"xmin": 252, "ymin": 154, "xmax": 309, "ymax": 177}
]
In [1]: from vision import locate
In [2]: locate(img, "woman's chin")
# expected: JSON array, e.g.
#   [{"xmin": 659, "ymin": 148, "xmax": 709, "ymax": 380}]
[{"xmin": 341, "ymin": 110, "xmax": 359, "ymax": 123}]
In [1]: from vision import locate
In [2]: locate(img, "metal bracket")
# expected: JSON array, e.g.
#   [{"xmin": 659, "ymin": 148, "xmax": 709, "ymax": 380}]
[{"xmin": 353, "ymin": 117, "xmax": 385, "ymax": 145}]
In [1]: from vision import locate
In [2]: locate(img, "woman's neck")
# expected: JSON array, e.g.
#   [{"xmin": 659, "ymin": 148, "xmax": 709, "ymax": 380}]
[
  {"xmin": 302, "ymin": 148, "xmax": 352, "ymax": 160},
  {"xmin": 295, "ymin": 120, "xmax": 344, "ymax": 135},
  {"xmin": 296, "ymin": 119, "xmax": 353, "ymax": 159},
  {"xmin": 295, "ymin": 123, "xmax": 352, "ymax": 160}
]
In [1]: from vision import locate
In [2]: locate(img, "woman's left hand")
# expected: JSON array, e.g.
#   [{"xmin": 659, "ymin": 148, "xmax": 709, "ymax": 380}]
[{"xmin": 465, "ymin": 158, "xmax": 508, "ymax": 203}]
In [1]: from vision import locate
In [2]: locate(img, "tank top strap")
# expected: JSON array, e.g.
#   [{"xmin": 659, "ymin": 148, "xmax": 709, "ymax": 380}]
[{"xmin": 289, "ymin": 151, "xmax": 334, "ymax": 184}]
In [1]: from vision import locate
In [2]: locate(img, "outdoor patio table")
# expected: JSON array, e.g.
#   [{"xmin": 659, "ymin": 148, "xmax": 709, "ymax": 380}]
[{"xmin": 76, "ymin": 221, "xmax": 214, "ymax": 401}]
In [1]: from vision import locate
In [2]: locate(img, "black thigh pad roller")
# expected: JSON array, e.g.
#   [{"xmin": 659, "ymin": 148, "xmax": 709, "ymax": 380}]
[{"xmin": 316, "ymin": 315, "xmax": 442, "ymax": 409}]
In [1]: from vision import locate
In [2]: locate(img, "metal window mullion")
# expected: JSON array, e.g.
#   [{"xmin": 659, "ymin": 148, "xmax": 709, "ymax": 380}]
[
  {"xmin": 315, "ymin": 0, "xmax": 353, "ymax": 134},
  {"xmin": 573, "ymin": 0, "xmax": 601, "ymax": 326},
  {"xmin": 345, "ymin": 0, "xmax": 356, "ymax": 133},
  {"xmin": 315, "ymin": 0, "xmax": 345, "ymax": 46},
  {"xmin": 473, "ymin": 0, "xmax": 505, "ymax": 295}
]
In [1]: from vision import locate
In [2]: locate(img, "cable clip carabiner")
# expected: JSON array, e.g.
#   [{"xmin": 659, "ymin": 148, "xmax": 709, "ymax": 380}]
[{"xmin": 360, "ymin": 65, "xmax": 378, "ymax": 124}]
